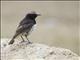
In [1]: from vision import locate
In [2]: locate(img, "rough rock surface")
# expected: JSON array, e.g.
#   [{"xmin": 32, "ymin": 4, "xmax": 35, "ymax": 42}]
[{"xmin": 1, "ymin": 39, "xmax": 79, "ymax": 60}]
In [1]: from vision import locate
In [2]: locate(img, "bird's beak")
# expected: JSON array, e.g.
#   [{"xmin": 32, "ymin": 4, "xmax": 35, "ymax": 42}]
[{"xmin": 37, "ymin": 14, "xmax": 41, "ymax": 16}]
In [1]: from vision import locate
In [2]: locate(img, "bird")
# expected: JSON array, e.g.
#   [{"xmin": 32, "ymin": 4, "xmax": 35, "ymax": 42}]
[{"xmin": 8, "ymin": 11, "xmax": 41, "ymax": 45}]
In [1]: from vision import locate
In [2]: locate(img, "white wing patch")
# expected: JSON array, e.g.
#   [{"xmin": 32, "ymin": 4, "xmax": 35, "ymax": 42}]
[{"xmin": 17, "ymin": 26, "xmax": 23, "ymax": 30}]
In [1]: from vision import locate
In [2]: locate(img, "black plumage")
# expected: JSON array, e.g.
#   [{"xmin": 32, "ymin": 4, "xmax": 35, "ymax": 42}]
[{"xmin": 9, "ymin": 11, "xmax": 40, "ymax": 44}]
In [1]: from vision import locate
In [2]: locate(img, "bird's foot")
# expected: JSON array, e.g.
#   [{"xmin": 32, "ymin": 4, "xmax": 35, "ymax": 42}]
[
  {"xmin": 28, "ymin": 41, "xmax": 33, "ymax": 44},
  {"xmin": 20, "ymin": 40, "xmax": 25, "ymax": 43},
  {"xmin": 20, "ymin": 40, "xmax": 32, "ymax": 45}
]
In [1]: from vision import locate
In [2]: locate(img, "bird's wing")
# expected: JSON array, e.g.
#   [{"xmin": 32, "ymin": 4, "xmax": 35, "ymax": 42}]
[{"xmin": 16, "ymin": 23, "xmax": 34, "ymax": 34}]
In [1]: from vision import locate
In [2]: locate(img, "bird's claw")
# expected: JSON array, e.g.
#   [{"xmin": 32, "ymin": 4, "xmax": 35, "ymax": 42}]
[{"xmin": 28, "ymin": 41, "xmax": 33, "ymax": 44}]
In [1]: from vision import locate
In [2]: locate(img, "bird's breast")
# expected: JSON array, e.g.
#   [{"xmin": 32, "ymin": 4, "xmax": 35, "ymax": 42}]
[{"xmin": 28, "ymin": 24, "xmax": 37, "ymax": 34}]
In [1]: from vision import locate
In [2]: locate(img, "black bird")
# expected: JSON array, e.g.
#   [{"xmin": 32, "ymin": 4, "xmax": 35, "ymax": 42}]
[{"xmin": 9, "ymin": 11, "xmax": 41, "ymax": 44}]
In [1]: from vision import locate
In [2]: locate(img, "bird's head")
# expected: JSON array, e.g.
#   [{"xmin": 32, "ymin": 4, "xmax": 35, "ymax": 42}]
[{"xmin": 26, "ymin": 11, "xmax": 41, "ymax": 20}]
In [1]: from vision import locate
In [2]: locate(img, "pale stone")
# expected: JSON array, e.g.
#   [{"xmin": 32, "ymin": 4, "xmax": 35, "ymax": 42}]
[{"xmin": 1, "ymin": 39, "xmax": 79, "ymax": 60}]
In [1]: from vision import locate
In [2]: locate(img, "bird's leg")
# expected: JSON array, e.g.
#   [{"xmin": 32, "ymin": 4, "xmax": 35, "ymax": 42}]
[
  {"xmin": 21, "ymin": 35, "xmax": 25, "ymax": 42},
  {"xmin": 25, "ymin": 35, "xmax": 32, "ymax": 44}
]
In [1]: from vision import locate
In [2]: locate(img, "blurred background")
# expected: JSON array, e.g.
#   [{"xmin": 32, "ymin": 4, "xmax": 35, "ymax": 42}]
[{"xmin": 1, "ymin": 1, "xmax": 79, "ymax": 55}]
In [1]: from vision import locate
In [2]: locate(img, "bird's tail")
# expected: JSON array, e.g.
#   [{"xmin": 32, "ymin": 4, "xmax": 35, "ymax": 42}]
[
  {"xmin": 8, "ymin": 38, "xmax": 14, "ymax": 45},
  {"xmin": 8, "ymin": 33, "xmax": 18, "ymax": 45}
]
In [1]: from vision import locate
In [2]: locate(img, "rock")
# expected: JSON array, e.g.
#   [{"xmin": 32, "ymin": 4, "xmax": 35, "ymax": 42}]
[{"xmin": 1, "ymin": 39, "xmax": 79, "ymax": 60}]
